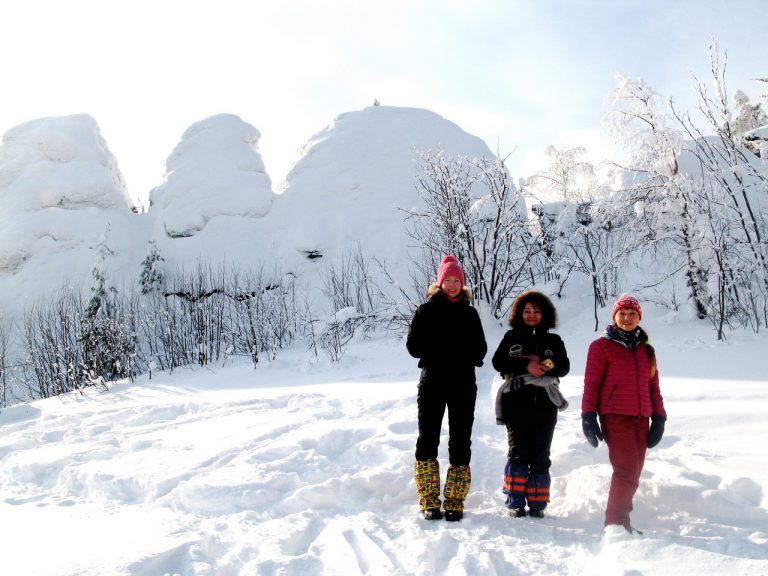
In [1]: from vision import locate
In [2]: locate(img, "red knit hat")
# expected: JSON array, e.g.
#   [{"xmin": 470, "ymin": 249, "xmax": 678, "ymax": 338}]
[
  {"xmin": 436, "ymin": 255, "xmax": 465, "ymax": 287},
  {"xmin": 612, "ymin": 293, "xmax": 642, "ymax": 320}
]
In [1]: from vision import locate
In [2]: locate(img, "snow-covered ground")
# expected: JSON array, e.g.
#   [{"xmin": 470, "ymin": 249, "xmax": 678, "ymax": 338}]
[{"xmin": 1, "ymin": 298, "xmax": 766, "ymax": 576}]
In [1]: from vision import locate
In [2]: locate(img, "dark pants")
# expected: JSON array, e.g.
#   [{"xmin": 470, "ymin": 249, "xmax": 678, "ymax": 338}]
[
  {"xmin": 502, "ymin": 390, "xmax": 557, "ymax": 509},
  {"xmin": 415, "ymin": 371, "xmax": 477, "ymax": 466},
  {"xmin": 505, "ymin": 390, "xmax": 558, "ymax": 472},
  {"xmin": 601, "ymin": 414, "xmax": 649, "ymax": 528}
]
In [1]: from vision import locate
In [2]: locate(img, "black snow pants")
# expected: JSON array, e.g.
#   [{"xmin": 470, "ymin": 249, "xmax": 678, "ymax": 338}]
[
  {"xmin": 415, "ymin": 367, "xmax": 477, "ymax": 466},
  {"xmin": 505, "ymin": 387, "xmax": 558, "ymax": 473}
]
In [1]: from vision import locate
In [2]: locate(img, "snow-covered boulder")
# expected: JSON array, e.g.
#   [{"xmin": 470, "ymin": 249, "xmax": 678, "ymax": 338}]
[
  {"xmin": 0, "ymin": 114, "xmax": 132, "ymax": 213},
  {"xmin": 0, "ymin": 114, "xmax": 137, "ymax": 317},
  {"xmin": 149, "ymin": 114, "xmax": 274, "ymax": 239}
]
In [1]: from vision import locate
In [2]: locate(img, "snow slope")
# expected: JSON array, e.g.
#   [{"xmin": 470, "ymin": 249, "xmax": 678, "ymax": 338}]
[
  {"xmin": 1, "ymin": 297, "xmax": 766, "ymax": 576},
  {"xmin": 0, "ymin": 106, "xmax": 497, "ymax": 319},
  {"xmin": 265, "ymin": 106, "xmax": 495, "ymax": 281}
]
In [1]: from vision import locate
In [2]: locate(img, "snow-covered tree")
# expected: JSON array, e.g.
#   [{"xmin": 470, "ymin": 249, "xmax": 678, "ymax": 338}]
[
  {"xmin": 0, "ymin": 315, "xmax": 8, "ymax": 408},
  {"xmin": 731, "ymin": 89, "xmax": 767, "ymax": 152},
  {"xmin": 18, "ymin": 282, "xmax": 139, "ymax": 400},
  {"xmin": 139, "ymin": 240, "xmax": 165, "ymax": 295},
  {"xmin": 78, "ymin": 226, "xmax": 138, "ymax": 385},
  {"xmin": 670, "ymin": 43, "xmax": 768, "ymax": 334},
  {"xmin": 604, "ymin": 74, "xmax": 682, "ymax": 179},
  {"xmin": 526, "ymin": 146, "xmax": 603, "ymax": 204},
  {"xmin": 526, "ymin": 146, "xmax": 615, "ymax": 309},
  {"xmin": 603, "ymin": 72, "xmax": 710, "ymax": 320},
  {"xmin": 405, "ymin": 150, "xmax": 537, "ymax": 318},
  {"xmin": 599, "ymin": 43, "xmax": 768, "ymax": 336},
  {"xmin": 86, "ymin": 225, "xmax": 114, "ymax": 319}
]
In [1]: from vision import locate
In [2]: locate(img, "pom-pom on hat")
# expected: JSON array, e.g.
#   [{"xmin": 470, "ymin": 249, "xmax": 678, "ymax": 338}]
[
  {"xmin": 436, "ymin": 255, "xmax": 465, "ymax": 287},
  {"xmin": 612, "ymin": 293, "xmax": 642, "ymax": 320}
]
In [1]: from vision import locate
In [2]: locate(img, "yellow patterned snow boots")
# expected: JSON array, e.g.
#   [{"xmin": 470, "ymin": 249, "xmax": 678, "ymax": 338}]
[
  {"xmin": 443, "ymin": 464, "xmax": 471, "ymax": 522},
  {"xmin": 415, "ymin": 459, "xmax": 442, "ymax": 520}
]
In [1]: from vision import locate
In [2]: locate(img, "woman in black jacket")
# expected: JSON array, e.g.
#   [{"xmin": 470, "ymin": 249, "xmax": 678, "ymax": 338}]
[
  {"xmin": 492, "ymin": 290, "xmax": 569, "ymax": 518},
  {"xmin": 406, "ymin": 255, "xmax": 487, "ymax": 522}
]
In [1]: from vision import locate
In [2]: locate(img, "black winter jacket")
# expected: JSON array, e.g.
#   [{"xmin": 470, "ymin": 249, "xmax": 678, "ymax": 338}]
[
  {"xmin": 406, "ymin": 291, "xmax": 487, "ymax": 379},
  {"xmin": 492, "ymin": 326, "xmax": 570, "ymax": 379}
]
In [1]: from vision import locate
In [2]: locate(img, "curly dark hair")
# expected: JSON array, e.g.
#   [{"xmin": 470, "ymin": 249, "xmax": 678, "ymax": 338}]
[{"xmin": 509, "ymin": 290, "xmax": 557, "ymax": 330}]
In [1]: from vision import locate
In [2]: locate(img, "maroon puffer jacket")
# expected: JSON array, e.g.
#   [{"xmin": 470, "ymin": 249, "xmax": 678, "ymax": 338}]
[{"xmin": 582, "ymin": 337, "xmax": 666, "ymax": 418}]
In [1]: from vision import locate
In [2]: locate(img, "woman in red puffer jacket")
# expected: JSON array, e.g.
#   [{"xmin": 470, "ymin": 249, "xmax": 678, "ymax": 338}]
[{"xmin": 582, "ymin": 294, "xmax": 666, "ymax": 534}]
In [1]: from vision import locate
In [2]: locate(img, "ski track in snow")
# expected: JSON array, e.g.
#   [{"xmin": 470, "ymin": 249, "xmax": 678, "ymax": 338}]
[{"xmin": 1, "ymin": 337, "xmax": 767, "ymax": 576}]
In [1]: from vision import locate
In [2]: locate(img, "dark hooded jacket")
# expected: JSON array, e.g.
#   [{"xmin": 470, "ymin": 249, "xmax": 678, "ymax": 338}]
[{"xmin": 492, "ymin": 290, "xmax": 570, "ymax": 383}]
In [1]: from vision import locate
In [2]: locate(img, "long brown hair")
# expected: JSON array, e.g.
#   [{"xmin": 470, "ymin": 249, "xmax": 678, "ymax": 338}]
[{"xmin": 646, "ymin": 344, "xmax": 657, "ymax": 379}]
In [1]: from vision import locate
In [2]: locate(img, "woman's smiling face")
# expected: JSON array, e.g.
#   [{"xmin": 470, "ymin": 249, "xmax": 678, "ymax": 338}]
[
  {"xmin": 522, "ymin": 302, "xmax": 542, "ymax": 327},
  {"xmin": 614, "ymin": 308, "xmax": 640, "ymax": 331},
  {"xmin": 441, "ymin": 276, "xmax": 463, "ymax": 298}
]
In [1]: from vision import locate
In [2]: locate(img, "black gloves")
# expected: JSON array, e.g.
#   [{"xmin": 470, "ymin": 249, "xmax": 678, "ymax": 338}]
[
  {"xmin": 582, "ymin": 412, "xmax": 603, "ymax": 447},
  {"xmin": 647, "ymin": 415, "xmax": 666, "ymax": 448},
  {"xmin": 581, "ymin": 413, "xmax": 665, "ymax": 448}
]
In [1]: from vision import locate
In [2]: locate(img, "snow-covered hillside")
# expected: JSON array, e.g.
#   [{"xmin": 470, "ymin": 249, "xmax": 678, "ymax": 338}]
[
  {"xmin": 264, "ymin": 106, "xmax": 495, "ymax": 280},
  {"xmin": 1, "ymin": 297, "xmax": 766, "ymax": 575},
  {"xmin": 0, "ymin": 106, "xmax": 496, "ymax": 319}
]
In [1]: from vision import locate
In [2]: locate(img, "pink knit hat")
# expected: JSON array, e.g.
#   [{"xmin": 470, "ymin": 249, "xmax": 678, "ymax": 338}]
[
  {"xmin": 436, "ymin": 255, "xmax": 465, "ymax": 287},
  {"xmin": 612, "ymin": 293, "xmax": 642, "ymax": 320}
]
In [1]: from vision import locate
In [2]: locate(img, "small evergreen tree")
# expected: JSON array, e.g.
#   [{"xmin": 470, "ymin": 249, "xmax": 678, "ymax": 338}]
[
  {"xmin": 139, "ymin": 241, "xmax": 165, "ymax": 295},
  {"xmin": 80, "ymin": 225, "xmax": 138, "ymax": 386}
]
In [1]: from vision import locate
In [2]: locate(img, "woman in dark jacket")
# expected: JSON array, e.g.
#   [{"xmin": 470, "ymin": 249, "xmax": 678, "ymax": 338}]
[
  {"xmin": 492, "ymin": 290, "xmax": 569, "ymax": 518},
  {"xmin": 406, "ymin": 255, "xmax": 487, "ymax": 522}
]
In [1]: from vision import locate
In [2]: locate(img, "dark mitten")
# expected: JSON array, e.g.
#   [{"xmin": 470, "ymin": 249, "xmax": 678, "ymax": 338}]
[
  {"xmin": 647, "ymin": 415, "xmax": 666, "ymax": 448},
  {"xmin": 582, "ymin": 412, "xmax": 603, "ymax": 447}
]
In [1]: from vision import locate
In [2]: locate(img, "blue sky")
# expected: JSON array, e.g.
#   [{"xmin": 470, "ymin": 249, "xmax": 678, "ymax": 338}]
[{"xmin": 1, "ymin": 0, "xmax": 765, "ymax": 204}]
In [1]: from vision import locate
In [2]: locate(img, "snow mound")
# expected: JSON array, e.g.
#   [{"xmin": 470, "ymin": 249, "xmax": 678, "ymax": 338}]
[
  {"xmin": 0, "ymin": 115, "xmax": 136, "ymax": 305},
  {"xmin": 149, "ymin": 113, "xmax": 274, "ymax": 239},
  {"xmin": 268, "ymin": 106, "xmax": 496, "ymax": 276},
  {"xmin": 0, "ymin": 114, "xmax": 131, "ymax": 212}
]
